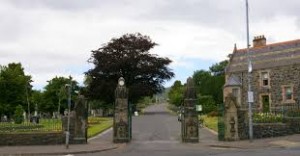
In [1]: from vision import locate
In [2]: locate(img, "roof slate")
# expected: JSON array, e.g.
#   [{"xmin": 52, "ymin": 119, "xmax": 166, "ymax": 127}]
[{"xmin": 226, "ymin": 39, "xmax": 300, "ymax": 73}]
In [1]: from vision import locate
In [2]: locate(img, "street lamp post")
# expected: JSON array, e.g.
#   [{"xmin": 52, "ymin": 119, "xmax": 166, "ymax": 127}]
[
  {"xmin": 245, "ymin": 0, "xmax": 253, "ymax": 141},
  {"xmin": 65, "ymin": 83, "xmax": 72, "ymax": 149}
]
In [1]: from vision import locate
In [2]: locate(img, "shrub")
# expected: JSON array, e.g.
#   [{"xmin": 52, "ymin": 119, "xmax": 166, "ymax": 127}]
[
  {"xmin": 198, "ymin": 95, "xmax": 217, "ymax": 114},
  {"xmin": 14, "ymin": 105, "xmax": 24, "ymax": 124},
  {"xmin": 253, "ymin": 113, "xmax": 283, "ymax": 123},
  {"xmin": 207, "ymin": 111, "xmax": 219, "ymax": 117}
]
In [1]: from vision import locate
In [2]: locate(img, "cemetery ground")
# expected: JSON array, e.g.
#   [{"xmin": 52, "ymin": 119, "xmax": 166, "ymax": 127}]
[
  {"xmin": 0, "ymin": 117, "xmax": 112, "ymax": 137},
  {"xmin": 1, "ymin": 104, "xmax": 300, "ymax": 156}
]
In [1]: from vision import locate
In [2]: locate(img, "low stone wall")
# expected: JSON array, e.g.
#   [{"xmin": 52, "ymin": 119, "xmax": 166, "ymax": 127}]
[
  {"xmin": 283, "ymin": 117, "xmax": 300, "ymax": 134},
  {"xmin": 253, "ymin": 123, "xmax": 291, "ymax": 139},
  {"xmin": 0, "ymin": 132, "xmax": 64, "ymax": 146}
]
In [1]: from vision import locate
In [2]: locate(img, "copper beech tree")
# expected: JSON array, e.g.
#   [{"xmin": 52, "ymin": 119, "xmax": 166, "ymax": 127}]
[{"xmin": 85, "ymin": 33, "xmax": 174, "ymax": 105}]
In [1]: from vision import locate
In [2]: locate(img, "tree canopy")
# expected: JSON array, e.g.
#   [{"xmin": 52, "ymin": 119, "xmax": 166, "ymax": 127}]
[
  {"xmin": 168, "ymin": 80, "xmax": 184, "ymax": 107},
  {"xmin": 0, "ymin": 63, "xmax": 32, "ymax": 118},
  {"xmin": 86, "ymin": 33, "xmax": 174, "ymax": 105},
  {"xmin": 192, "ymin": 60, "xmax": 228, "ymax": 113}
]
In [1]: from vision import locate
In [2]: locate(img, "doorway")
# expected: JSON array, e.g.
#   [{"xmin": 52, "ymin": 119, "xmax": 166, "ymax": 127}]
[{"xmin": 261, "ymin": 95, "xmax": 270, "ymax": 113}]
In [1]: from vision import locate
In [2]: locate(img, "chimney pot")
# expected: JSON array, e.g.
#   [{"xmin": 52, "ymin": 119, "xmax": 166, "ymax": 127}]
[{"xmin": 253, "ymin": 35, "xmax": 266, "ymax": 47}]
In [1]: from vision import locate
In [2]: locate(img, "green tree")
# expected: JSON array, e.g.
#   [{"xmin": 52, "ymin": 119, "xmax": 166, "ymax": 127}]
[
  {"xmin": 168, "ymin": 80, "xmax": 184, "ymax": 107},
  {"xmin": 193, "ymin": 60, "xmax": 228, "ymax": 114},
  {"xmin": 86, "ymin": 33, "xmax": 174, "ymax": 106},
  {"xmin": 14, "ymin": 105, "xmax": 24, "ymax": 124},
  {"xmin": 41, "ymin": 76, "xmax": 78, "ymax": 114},
  {"xmin": 209, "ymin": 60, "xmax": 229, "ymax": 76},
  {"xmin": 198, "ymin": 95, "xmax": 216, "ymax": 114},
  {"xmin": 192, "ymin": 70, "xmax": 212, "ymax": 96},
  {"xmin": 30, "ymin": 90, "xmax": 44, "ymax": 114},
  {"xmin": 0, "ymin": 63, "xmax": 32, "ymax": 118}
]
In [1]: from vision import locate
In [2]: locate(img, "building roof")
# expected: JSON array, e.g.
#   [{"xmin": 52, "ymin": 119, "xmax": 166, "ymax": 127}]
[{"xmin": 226, "ymin": 39, "xmax": 300, "ymax": 73}]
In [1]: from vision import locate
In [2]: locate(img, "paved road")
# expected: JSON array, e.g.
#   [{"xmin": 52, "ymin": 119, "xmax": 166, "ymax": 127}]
[{"xmin": 72, "ymin": 103, "xmax": 300, "ymax": 156}]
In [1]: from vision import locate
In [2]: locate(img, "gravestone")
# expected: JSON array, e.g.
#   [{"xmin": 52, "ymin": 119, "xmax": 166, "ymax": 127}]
[
  {"xmin": 113, "ymin": 77, "xmax": 131, "ymax": 143},
  {"xmin": 181, "ymin": 77, "xmax": 199, "ymax": 143}
]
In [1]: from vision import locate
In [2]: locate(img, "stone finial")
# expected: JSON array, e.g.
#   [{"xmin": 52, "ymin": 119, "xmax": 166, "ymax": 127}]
[{"xmin": 233, "ymin": 43, "xmax": 237, "ymax": 53}]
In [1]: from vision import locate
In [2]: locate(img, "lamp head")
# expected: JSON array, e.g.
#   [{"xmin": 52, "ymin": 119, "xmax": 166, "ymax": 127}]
[{"xmin": 118, "ymin": 77, "xmax": 125, "ymax": 86}]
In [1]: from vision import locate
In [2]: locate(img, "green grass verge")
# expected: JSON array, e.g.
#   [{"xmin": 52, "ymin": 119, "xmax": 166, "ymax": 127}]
[
  {"xmin": 87, "ymin": 117, "xmax": 113, "ymax": 138},
  {"xmin": 200, "ymin": 115, "xmax": 218, "ymax": 132}
]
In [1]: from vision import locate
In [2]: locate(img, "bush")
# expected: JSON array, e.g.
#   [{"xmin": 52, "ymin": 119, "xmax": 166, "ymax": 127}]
[
  {"xmin": 198, "ymin": 95, "xmax": 217, "ymax": 114},
  {"xmin": 207, "ymin": 111, "xmax": 219, "ymax": 117},
  {"xmin": 253, "ymin": 113, "xmax": 283, "ymax": 123},
  {"xmin": 14, "ymin": 105, "xmax": 24, "ymax": 124}
]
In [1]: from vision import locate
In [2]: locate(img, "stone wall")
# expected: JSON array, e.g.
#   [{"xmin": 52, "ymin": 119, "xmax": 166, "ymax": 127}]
[
  {"xmin": 253, "ymin": 123, "xmax": 291, "ymax": 139},
  {"xmin": 230, "ymin": 64, "xmax": 300, "ymax": 110},
  {"xmin": 284, "ymin": 117, "xmax": 300, "ymax": 133},
  {"xmin": 0, "ymin": 132, "xmax": 64, "ymax": 146},
  {"xmin": 237, "ymin": 109, "xmax": 248, "ymax": 140}
]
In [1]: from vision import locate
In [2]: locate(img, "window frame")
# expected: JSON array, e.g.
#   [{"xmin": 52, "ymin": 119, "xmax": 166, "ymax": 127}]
[
  {"xmin": 260, "ymin": 71, "xmax": 270, "ymax": 87},
  {"xmin": 281, "ymin": 85, "xmax": 295, "ymax": 103}
]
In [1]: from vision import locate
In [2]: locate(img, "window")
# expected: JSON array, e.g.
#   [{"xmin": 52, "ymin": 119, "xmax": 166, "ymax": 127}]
[
  {"xmin": 261, "ymin": 72, "xmax": 269, "ymax": 86},
  {"xmin": 282, "ymin": 85, "xmax": 294, "ymax": 102}
]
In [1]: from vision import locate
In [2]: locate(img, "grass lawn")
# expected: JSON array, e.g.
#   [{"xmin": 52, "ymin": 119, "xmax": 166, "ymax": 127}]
[
  {"xmin": 200, "ymin": 115, "xmax": 218, "ymax": 132},
  {"xmin": 87, "ymin": 117, "xmax": 113, "ymax": 138}
]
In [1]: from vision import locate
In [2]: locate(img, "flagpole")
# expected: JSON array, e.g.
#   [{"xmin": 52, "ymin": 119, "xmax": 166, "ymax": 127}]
[{"xmin": 246, "ymin": 0, "xmax": 253, "ymax": 142}]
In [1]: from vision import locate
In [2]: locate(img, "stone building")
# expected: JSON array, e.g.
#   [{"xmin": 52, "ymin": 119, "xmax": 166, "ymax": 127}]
[{"xmin": 224, "ymin": 35, "xmax": 300, "ymax": 112}]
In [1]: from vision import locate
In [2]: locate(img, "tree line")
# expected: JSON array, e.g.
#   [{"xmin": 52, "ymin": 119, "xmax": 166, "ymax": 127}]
[
  {"xmin": 168, "ymin": 60, "xmax": 228, "ymax": 115},
  {"xmin": 0, "ymin": 33, "xmax": 175, "ymax": 119},
  {"xmin": 0, "ymin": 62, "xmax": 80, "ymax": 119},
  {"xmin": 1, "ymin": 32, "xmax": 227, "ymax": 120}
]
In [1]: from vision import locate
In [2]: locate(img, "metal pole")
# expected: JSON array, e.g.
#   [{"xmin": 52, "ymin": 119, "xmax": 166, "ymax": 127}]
[
  {"xmin": 25, "ymin": 82, "xmax": 30, "ymax": 122},
  {"xmin": 66, "ymin": 83, "xmax": 71, "ymax": 149},
  {"xmin": 246, "ymin": 0, "xmax": 253, "ymax": 142}
]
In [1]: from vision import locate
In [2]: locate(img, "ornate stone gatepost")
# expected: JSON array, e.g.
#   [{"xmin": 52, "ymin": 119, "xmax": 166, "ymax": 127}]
[
  {"xmin": 223, "ymin": 94, "xmax": 239, "ymax": 141},
  {"xmin": 62, "ymin": 93, "xmax": 88, "ymax": 144},
  {"xmin": 181, "ymin": 77, "xmax": 199, "ymax": 143},
  {"xmin": 113, "ymin": 77, "xmax": 131, "ymax": 143},
  {"xmin": 73, "ymin": 94, "xmax": 88, "ymax": 143},
  {"xmin": 223, "ymin": 75, "xmax": 242, "ymax": 141}
]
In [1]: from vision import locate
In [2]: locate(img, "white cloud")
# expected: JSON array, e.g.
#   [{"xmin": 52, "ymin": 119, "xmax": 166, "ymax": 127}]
[{"xmin": 0, "ymin": 0, "xmax": 299, "ymax": 89}]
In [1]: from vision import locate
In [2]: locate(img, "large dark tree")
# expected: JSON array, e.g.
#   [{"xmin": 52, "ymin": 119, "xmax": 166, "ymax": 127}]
[{"xmin": 86, "ymin": 33, "xmax": 174, "ymax": 105}]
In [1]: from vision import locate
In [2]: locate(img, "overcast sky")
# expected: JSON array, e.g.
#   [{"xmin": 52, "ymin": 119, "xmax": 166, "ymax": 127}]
[{"xmin": 1, "ymin": 0, "xmax": 300, "ymax": 90}]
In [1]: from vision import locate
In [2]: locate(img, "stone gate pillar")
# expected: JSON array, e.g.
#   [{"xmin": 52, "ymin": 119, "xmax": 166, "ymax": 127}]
[
  {"xmin": 113, "ymin": 77, "xmax": 131, "ymax": 143},
  {"xmin": 181, "ymin": 77, "xmax": 199, "ymax": 143},
  {"xmin": 223, "ymin": 94, "xmax": 239, "ymax": 141},
  {"xmin": 62, "ymin": 93, "xmax": 88, "ymax": 144}
]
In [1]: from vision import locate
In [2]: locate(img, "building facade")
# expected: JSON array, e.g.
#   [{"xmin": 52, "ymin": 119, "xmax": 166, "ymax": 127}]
[{"xmin": 224, "ymin": 35, "xmax": 300, "ymax": 112}]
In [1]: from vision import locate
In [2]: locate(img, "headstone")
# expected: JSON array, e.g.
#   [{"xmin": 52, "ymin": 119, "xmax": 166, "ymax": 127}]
[
  {"xmin": 113, "ymin": 77, "xmax": 131, "ymax": 143},
  {"xmin": 181, "ymin": 77, "xmax": 199, "ymax": 143}
]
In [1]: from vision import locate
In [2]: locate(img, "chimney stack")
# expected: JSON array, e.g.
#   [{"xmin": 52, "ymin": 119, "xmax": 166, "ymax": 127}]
[{"xmin": 253, "ymin": 35, "xmax": 266, "ymax": 47}]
